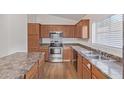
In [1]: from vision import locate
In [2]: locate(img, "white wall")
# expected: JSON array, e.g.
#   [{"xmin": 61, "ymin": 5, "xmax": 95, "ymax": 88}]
[
  {"xmin": 8, "ymin": 14, "xmax": 27, "ymax": 54},
  {"xmin": 28, "ymin": 14, "xmax": 77, "ymax": 25},
  {"xmin": 0, "ymin": 14, "xmax": 27, "ymax": 58},
  {"xmin": 0, "ymin": 15, "xmax": 9, "ymax": 57}
]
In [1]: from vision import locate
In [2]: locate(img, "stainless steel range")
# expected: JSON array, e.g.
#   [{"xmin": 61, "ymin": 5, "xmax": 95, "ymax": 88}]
[{"xmin": 48, "ymin": 32, "xmax": 63, "ymax": 62}]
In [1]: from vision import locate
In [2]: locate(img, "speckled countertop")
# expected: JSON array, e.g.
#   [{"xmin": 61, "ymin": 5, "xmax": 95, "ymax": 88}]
[
  {"xmin": 0, "ymin": 52, "xmax": 45, "ymax": 79},
  {"xmin": 72, "ymin": 46, "xmax": 123, "ymax": 79}
]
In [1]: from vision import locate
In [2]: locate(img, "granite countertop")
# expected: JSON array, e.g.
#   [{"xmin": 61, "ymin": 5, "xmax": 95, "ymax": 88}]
[
  {"xmin": 40, "ymin": 43, "xmax": 80, "ymax": 46},
  {"xmin": 0, "ymin": 52, "xmax": 45, "ymax": 79},
  {"xmin": 72, "ymin": 46, "xmax": 123, "ymax": 79}
]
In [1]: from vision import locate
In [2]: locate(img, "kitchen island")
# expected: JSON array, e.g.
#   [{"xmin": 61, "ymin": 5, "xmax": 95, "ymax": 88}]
[{"xmin": 0, "ymin": 52, "xmax": 45, "ymax": 79}]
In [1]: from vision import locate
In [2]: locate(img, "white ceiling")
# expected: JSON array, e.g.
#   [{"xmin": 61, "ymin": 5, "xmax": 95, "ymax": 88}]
[{"xmin": 50, "ymin": 14, "xmax": 86, "ymax": 21}]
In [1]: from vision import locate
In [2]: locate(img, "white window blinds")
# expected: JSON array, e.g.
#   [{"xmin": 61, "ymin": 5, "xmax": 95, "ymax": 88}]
[{"xmin": 95, "ymin": 14, "xmax": 123, "ymax": 48}]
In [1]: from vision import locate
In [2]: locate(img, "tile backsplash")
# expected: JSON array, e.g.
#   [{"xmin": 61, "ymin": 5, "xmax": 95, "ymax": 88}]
[{"xmin": 42, "ymin": 38, "xmax": 78, "ymax": 44}]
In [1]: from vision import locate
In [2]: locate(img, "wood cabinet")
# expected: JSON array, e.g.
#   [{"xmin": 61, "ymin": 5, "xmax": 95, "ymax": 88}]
[
  {"xmin": 72, "ymin": 49, "xmax": 78, "ymax": 71},
  {"xmin": 40, "ymin": 25, "xmax": 75, "ymax": 38},
  {"xmin": 75, "ymin": 19, "xmax": 89, "ymax": 39},
  {"xmin": 28, "ymin": 23, "xmax": 41, "ymax": 52},
  {"xmin": 24, "ymin": 58, "xmax": 45, "ymax": 79},
  {"xmin": 77, "ymin": 54, "xmax": 91, "ymax": 79},
  {"xmin": 40, "ymin": 46, "xmax": 49, "ymax": 62},
  {"xmin": 38, "ymin": 57, "xmax": 45, "ymax": 79},
  {"xmin": 25, "ymin": 62, "xmax": 39, "ymax": 79},
  {"xmin": 76, "ymin": 52, "xmax": 107, "ymax": 79},
  {"xmin": 92, "ymin": 65, "xmax": 108, "ymax": 79},
  {"xmin": 63, "ymin": 46, "xmax": 73, "ymax": 62},
  {"xmin": 82, "ymin": 58, "xmax": 92, "ymax": 79},
  {"xmin": 77, "ymin": 53, "xmax": 83, "ymax": 78},
  {"xmin": 75, "ymin": 22, "xmax": 82, "ymax": 38},
  {"xmin": 82, "ymin": 20, "xmax": 89, "ymax": 39}
]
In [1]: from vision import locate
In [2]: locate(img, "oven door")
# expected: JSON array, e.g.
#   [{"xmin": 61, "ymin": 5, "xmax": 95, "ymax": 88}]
[
  {"xmin": 49, "ymin": 47, "xmax": 63, "ymax": 62},
  {"xmin": 50, "ymin": 47, "xmax": 62, "ymax": 54}
]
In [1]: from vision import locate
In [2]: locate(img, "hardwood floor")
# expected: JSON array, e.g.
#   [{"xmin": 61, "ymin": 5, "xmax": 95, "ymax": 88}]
[{"xmin": 41, "ymin": 62, "xmax": 78, "ymax": 79}]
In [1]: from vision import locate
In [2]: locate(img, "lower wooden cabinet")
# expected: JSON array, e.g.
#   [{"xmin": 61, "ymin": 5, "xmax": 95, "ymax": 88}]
[
  {"xmin": 38, "ymin": 58, "xmax": 45, "ymax": 79},
  {"xmin": 40, "ymin": 46, "xmax": 49, "ymax": 62},
  {"xmin": 92, "ymin": 65, "xmax": 108, "ymax": 79},
  {"xmin": 82, "ymin": 58, "xmax": 92, "ymax": 79},
  {"xmin": 76, "ymin": 52, "xmax": 108, "ymax": 79},
  {"xmin": 77, "ymin": 53, "xmax": 91, "ymax": 79},
  {"xmin": 92, "ymin": 74, "xmax": 97, "ymax": 79},
  {"xmin": 77, "ymin": 53, "xmax": 83, "ymax": 79},
  {"xmin": 24, "ymin": 58, "xmax": 45, "ymax": 79},
  {"xmin": 25, "ymin": 62, "xmax": 39, "ymax": 79},
  {"xmin": 63, "ymin": 46, "xmax": 73, "ymax": 62}
]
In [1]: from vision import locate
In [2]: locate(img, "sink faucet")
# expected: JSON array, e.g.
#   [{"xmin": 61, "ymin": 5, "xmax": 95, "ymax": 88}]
[{"xmin": 96, "ymin": 49, "xmax": 102, "ymax": 60}]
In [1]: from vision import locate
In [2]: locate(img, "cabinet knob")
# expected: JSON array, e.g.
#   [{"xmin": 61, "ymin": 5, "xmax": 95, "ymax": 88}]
[{"xmin": 87, "ymin": 64, "xmax": 91, "ymax": 69}]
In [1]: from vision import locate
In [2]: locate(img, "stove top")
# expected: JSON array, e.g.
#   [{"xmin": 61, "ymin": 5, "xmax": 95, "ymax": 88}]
[{"xmin": 49, "ymin": 43, "xmax": 63, "ymax": 47}]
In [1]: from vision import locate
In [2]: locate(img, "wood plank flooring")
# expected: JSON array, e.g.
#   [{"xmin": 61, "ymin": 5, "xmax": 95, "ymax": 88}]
[{"xmin": 42, "ymin": 62, "xmax": 78, "ymax": 79}]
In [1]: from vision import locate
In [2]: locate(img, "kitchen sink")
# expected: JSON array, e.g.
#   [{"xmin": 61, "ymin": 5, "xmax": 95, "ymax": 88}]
[
  {"xmin": 80, "ymin": 50, "xmax": 116, "ymax": 63},
  {"xmin": 89, "ymin": 55, "xmax": 108, "ymax": 60},
  {"xmin": 86, "ymin": 54, "xmax": 116, "ymax": 62}
]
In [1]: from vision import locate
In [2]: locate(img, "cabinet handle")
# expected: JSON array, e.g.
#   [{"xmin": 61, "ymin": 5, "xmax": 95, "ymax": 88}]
[{"xmin": 87, "ymin": 64, "xmax": 91, "ymax": 69}]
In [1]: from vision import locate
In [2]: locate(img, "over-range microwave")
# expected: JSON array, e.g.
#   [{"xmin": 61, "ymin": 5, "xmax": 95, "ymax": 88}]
[{"xmin": 49, "ymin": 31, "xmax": 63, "ymax": 39}]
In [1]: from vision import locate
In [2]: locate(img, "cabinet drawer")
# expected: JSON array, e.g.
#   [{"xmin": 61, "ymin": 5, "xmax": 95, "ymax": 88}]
[
  {"xmin": 92, "ymin": 65, "xmax": 108, "ymax": 79},
  {"xmin": 83, "ymin": 58, "xmax": 91, "ymax": 70}
]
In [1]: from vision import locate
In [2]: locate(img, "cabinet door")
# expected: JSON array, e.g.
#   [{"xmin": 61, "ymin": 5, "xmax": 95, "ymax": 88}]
[
  {"xmin": 92, "ymin": 66, "xmax": 108, "ymax": 79},
  {"xmin": 25, "ymin": 62, "xmax": 38, "ymax": 79},
  {"xmin": 75, "ymin": 20, "xmax": 89, "ymax": 38},
  {"xmin": 28, "ymin": 35, "xmax": 40, "ymax": 47},
  {"xmin": 28, "ymin": 23, "xmax": 41, "ymax": 52},
  {"xmin": 82, "ymin": 58, "xmax": 92, "ymax": 79},
  {"xmin": 72, "ymin": 49, "xmax": 78, "ymax": 71},
  {"xmin": 38, "ymin": 58, "xmax": 45, "ymax": 79},
  {"xmin": 28, "ymin": 35, "xmax": 40, "ymax": 52},
  {"xmin": 82, "ymin": 64, "xmax": 91, "ymax": 79},
  {"xmin": 40, "ymin": 46, "xmax": 49, "ymax": 62},
  {"xmin": 41, "ymin": 25, "xmax": 49, "ymax": 38},
  {"xmin": 92, "ymin": 74, "xmax": 97, "ymax": 79},
  {"xmin": 75, "ymin": 22, "xmax": 82, "ymax": 38},
  {"xmin": 63, "ymin": 46, "xmax": 72, "ymax": 62},
  {"xmin": 82, "ymin": 20, "xmax": 89, "ymax": 39},
  {"xmin": 77, "ymin": 53, "xmax": 83, "ymax": 78},
  {"xmin": 28, "ymin": 23, "xmax": 41, "ymax": 35}
]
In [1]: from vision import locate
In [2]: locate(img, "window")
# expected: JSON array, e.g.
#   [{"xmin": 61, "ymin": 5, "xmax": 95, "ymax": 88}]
[{"xmin": 92, "ymin": 14, "xmax": 123, "ymax": 48}]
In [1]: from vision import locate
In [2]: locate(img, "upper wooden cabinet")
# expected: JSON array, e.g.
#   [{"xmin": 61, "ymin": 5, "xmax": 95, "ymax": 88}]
[
  {"xmin": 75, "ymin": 19, "xmax": 89, "ymax": 39},
  {"xmin": 28, "ymin": 23, "xmax": 41, "ymax": 35},
  {"xmin": 40, "ymin": 25, "xmax": 75, "ymax": 38},
  {"xmin": 28, "ymin": 23, "xmax": 41, "ymax": 52}
]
